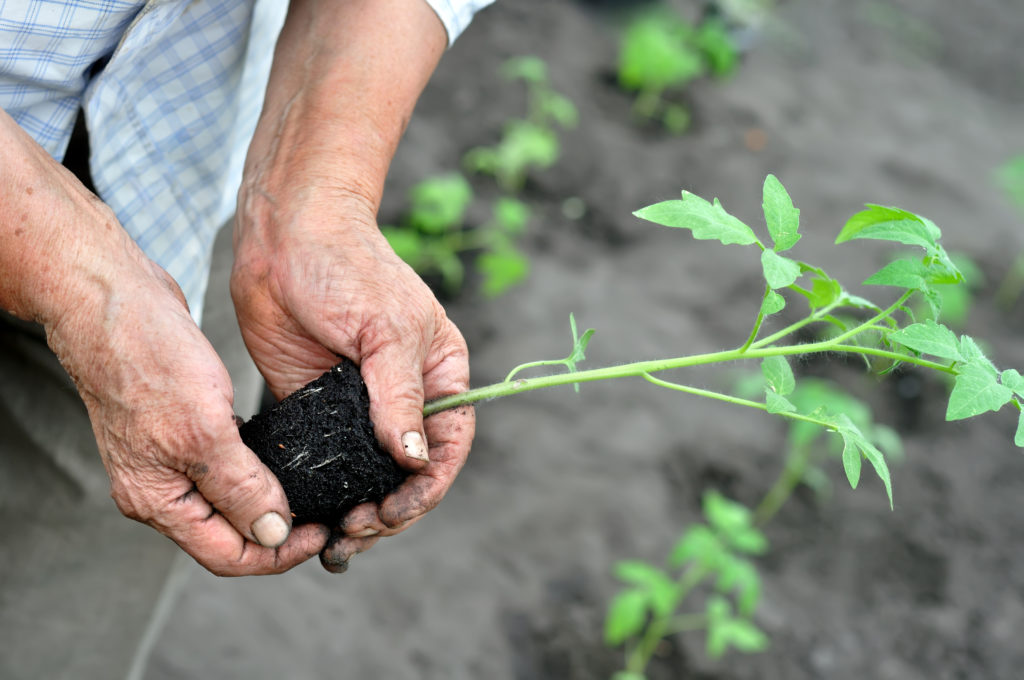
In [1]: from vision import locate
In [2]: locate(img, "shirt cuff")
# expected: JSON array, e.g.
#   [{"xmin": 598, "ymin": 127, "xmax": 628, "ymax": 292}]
[{"xmin": 422, "ymin": 0, "xmax": 495, "ymax": 45}]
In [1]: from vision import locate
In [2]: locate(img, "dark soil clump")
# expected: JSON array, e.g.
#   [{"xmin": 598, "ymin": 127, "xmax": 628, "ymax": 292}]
[{"xmin": 239, "ymin": 359, "xmax": 406, "ymax": 526}]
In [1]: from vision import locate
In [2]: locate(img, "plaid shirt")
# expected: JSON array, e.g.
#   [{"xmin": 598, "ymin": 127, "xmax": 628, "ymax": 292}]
[{"xmin": 0, "ymin": 0, "xmax": 492, "ymax": 321}]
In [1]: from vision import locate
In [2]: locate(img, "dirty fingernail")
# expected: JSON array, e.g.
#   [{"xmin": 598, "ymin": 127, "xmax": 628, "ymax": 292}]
[
  {"xmin": 252, "ymin": 511, "xmax": 290, "ymax": 547},
  {"xmin": 402, "ymin": 431, "xmax": 429, "ymax": 462}
]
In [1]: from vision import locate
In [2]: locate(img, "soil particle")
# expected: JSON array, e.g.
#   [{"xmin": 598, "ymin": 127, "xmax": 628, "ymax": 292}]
[{"xmin": 238, "ymin": 359, "xmax": 406, "ymax": 525}]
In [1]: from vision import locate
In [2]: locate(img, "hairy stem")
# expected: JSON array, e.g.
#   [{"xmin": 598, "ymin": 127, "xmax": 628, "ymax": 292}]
[{"xmin": 424, "ymin": 336, "xmax": 952, "ymax": 416}]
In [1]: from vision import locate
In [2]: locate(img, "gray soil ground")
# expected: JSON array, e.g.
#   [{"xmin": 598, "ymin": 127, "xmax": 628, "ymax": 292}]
[{"xmin": 148, "ymin": 1, "xmax": 1024, "ymax": 678}]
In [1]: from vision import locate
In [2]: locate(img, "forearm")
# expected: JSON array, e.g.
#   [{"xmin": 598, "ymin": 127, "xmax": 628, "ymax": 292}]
[
  {"xmin": 240, "ymin": 0, "xmax": 447, "ymax": 226},
  {"xmin": 0, "ymin": 108, "xmax": 151, "ymax": 330}
]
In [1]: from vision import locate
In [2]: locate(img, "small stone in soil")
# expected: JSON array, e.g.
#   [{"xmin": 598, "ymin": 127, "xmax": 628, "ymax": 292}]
[{"xmin": 238, "ymin": 359, "xmax": 407, "ymax": 526}]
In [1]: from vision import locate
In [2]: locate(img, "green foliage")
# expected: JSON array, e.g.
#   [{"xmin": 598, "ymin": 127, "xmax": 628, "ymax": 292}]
[
  {"xmin": 604, "ymin": 491, "xmax": 768, "ymax": 675},
  {"xmin": 995, "ymin": 155, "xmax": 1024, "ymax": 308},
  {"xmin": 464, "ymin": 55, "xmax": 577, "ymax": 192},
  {"xmin": 617, "ymin": 9, "xmax": 741, "ymax": 132},
  {"xmin": 382, "ymin": 175, "xmax": 531, "ymax": 297},
  {"xmin": 421, "ymin": 175, "xmax": 1024, "ymax": 675}
]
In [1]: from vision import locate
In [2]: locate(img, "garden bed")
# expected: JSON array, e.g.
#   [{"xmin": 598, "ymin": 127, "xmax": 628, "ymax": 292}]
[{"xmin": 149, "ymin": 1, "xmax": 1024, "ymax": 678}]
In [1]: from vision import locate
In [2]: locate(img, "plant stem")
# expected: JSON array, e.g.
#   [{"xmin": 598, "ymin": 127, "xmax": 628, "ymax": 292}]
[
  {"xmin": 641, "ymin": 373, "xmax": 836, "ymax": 430},
  {"xmin": 625, "ymin": 566, "xmax": 708, "ymax": 675},
  {"xmin": 423, "ymin": 337, "xmax": 952, "ymax": 416},
  {"xmin": 739, "ymin": 284, "xmax": 771, "ymax": 352},
  {"xmin": 754, "ymin": 444, "xmax": 813, "ymax": 525}
]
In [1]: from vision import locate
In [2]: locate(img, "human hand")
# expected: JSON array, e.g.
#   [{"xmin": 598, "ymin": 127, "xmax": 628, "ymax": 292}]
[
  {"xmin": 231, "ymin": 186, "xmax": 475, "ymax": 573},
  {"xmin": 46, "ymin": 241, "xmax": 328, "ymax": 575},
  {"xmin": 0, "ymin": 105, "xmax": 325, "ymax": 575}
]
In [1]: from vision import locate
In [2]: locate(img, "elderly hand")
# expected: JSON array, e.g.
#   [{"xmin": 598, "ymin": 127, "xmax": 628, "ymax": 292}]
[
  {"xmin": 0, "ymin": 106, "xmax": 326, "ymax": 576},
  {"xmin": 231, "ymin": 183, "xmax": 474, "ymax": 573},
  {"xmin": 231, "ymin": 0, "xmax": 473, "ymax": 572}
]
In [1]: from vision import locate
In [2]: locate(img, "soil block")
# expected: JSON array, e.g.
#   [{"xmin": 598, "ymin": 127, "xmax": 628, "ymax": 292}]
[{"xmin": 239, "ymin": 359, "xmax": 407, "ymax": 526}]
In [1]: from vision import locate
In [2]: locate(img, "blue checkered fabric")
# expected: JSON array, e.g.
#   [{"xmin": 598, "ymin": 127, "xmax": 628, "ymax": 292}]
[{"xmin": 0, "ymin": 0, "xmax": 493, "ymax": 322}]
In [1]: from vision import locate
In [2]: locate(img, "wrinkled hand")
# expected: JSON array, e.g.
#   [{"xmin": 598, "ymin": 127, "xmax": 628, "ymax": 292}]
[
  {"xmin": 231, "ymin": 187, "xmax": 475, "ymax": 573},
  {"xmin": 48, "ymin": 243, "xmax": 328, "ymax": 576}
]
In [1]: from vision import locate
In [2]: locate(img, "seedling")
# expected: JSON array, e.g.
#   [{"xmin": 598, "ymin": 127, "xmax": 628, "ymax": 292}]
[
  {"xmin": 427, "ymin": 175, "xmax": 1024, "ymax": 456},
  {"xmin": 291, "ymin": 174, "xmax": 1022, "ymax": 671},
  {"xmin": 420, "ymin": 175, "xmax": 1024, "ymax": 674},
  {"xmin": 617, "ymin": 10, "xmax": 739, "ymax": 133},
  {"xmin": 463, "ymin": 56, "xmax": 578, "ymax": 192},
  {"xmin": 994, "ymin": 155, "xmax": 1024, "ymax": 309},
  {"xmin": 381, "ymin": 174, "xmax": 531, "ymax": 297}
]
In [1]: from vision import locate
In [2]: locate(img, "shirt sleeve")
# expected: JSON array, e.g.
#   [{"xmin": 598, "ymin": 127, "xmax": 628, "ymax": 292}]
[{"xmin": 422, "ymin": 0, "xmax": 496, "ymax": 45}]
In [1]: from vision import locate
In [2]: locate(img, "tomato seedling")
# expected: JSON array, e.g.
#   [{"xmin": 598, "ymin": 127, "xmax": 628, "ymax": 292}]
[
  {"xmin": 617, "ymin": 10, "xmax": 739, "ymax": 133},
  {"xmin": 463, "ymin": 56, "xmax": 578, "ymax": 193},
  {"xmin": 382, "ymin": 173, "xmax": 531, "ymax": 297},
  {"xmin": 420, "ymin": 174, "xmax": 1024, "ymax": 675}
]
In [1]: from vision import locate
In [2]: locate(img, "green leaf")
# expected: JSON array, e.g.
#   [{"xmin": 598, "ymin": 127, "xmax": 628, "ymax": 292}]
[
  {"xmin": 611, "ymin": 673, "xmax": 647, "ymax": 680},
  {"xmin": 804, "ymin": 275, "xmax": 842, "ymax": 310},
  {"xmin": 706, "ymin": 598, "xmax": 769, "ymax": 659},
  {"xmin": 714, "ymin": 556, "xmax": 761, "ymax": 616},
  {"xmin": 407, "ymin": 174, "xmax": 473, "ymax": 234},
  {"xmin": 765, "ymin": 390, "xmax": 797, "ymax": 414},
  {"xmin": 565, "ymin": 313, "xmax": 596, "ymax": 393},
  {"xmin": 501, "ymin": 55, "xmax": 549, "ymax": 84},
  {"xmin": 618, "ymin": 16, "xmax": 704, "ymax": 93},
  {"xmin": 946, "ymin": 362, "xmax": 1014, "ymax": 421},
  {"xmin": 841, "ymin": 434, "xmax": 863, "ymax": 489},
  {"xmin": 704, "ymin": 491, "xmax": 752, "ymax": 533},
  {"xmin": 863, "ymin": 258, "xmax": 931, "ymax": 289},
  {"xmin": 704, "ymin": 492, "xmax": 767, "ymax": 555},
  {"xmin": 492, "ymin": 197, "xmax": 531, "ymax": 235},
  {"xmin": 614, "ymin": 560, "xmax": 671, "ymax": 587},
  {"xmin": 836, "ymin": 204, "xmax": 941, "ymax": 248},
  {"xmin": 634, "ymin": 192, "xmax": 759, "ymax": 246},
  {"xmin": 695, "ymin": 18, "xmax": 740, "ymax": 78},
  {"xmin": 761, "ymin": 290, "xmax": 786, "ymax": 316},
  {"xmin": 541, "ymin": 92, "xmax": 579, "ymax": 129},
  {"xmin": 761, "ymin": 356, "xmax": 796, "ymax": 396},
  {"xmin": 726, "ymin": 526, "xmax": 769, "ymax": 556},
  {"xmin": 476, "ymin": 249, "xmax": 529, "ymax": 298},
  {"xmin": 959, "ymin": 335, "xmax": 999, "ymax": 376},
  {"xmin": 614, "ymin": 561, "xmax": 678, "ymax": 617},
  {"xmin": 711, "ymin": 619, "xmax": 769, "ymax": 656},
  {"xmin": 833, "ymin": 415, "xmax": 893, "ymax": 509},
  {"xmin": 762, "ymin": 174, "xmax": 801, "ymax": 251},
  {"xmin": 761, "ymin": 249, "xmax": 802, "ymax": 289},
  {"xmin": 1016, "ymin": 411, "xmax": 1024, "ymax": 448},
  {"xmin": 1001, "ymin": 369, "xmax": 1024, "ymax": 397},
  {"xmin": 669, "ymin": 524, "xmax": 723, "ymax": 569},
  {"xmin": 605, "ymin": 589, "xmax": 650, "ymax": 645},
  {"xmin": 888, "ymin": 320, "xmax": 965, "ymax": 362}
]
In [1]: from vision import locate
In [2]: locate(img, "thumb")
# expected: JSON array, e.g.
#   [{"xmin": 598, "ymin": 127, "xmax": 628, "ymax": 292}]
[
  {"xmin": 191, "ymin": 432, "xmax": 295, "ymax": 548},
  {"xmin": 359, "ymin": 345, "xmax": 430, "ymax": 470}
]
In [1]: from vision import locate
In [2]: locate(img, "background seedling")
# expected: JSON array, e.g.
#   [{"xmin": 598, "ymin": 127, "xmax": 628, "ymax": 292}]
[
  {"xmin": 617, "ymin": 8, "xmax": 740, "ymax": 133},
  {"xmin": 994, "ymin": 154, "xmax": 1024, "ymax": 309},
  {"xmin": 463, "ymin": 56, "xmax": 578, "ymax": 193},
  {"xmin": 381, "ymin": 174, "xmax": 532, "ymax": 297}
]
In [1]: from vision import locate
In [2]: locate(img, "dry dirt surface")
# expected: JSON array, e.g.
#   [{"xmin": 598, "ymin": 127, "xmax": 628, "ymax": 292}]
[{"xmin": 149, "ymin": 1, "xmax": 1024, "ymax": 678}]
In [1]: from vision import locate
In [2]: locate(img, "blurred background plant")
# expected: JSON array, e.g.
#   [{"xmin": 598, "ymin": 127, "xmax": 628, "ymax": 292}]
[
  {"xmin": 616, "ymin": 4, "xmax": 742, "ymax": 133},
  {"xmin": 605, "ymin": 365, "xmax": 904, "ymax": 676},
  {"xmin": 995, "ymin": 155, "xmax": 1024, "ymax": 309},
  {"xmin": 381, "ymin": 173, "xmax": 532, "ymax": 297},
  {"xmin": 464, "ymin": 56, "xmax": 579, "ymax": 193},
  {"xmin": 385, "ymin": 55, "xmax": 577, "ymax": 299}
]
